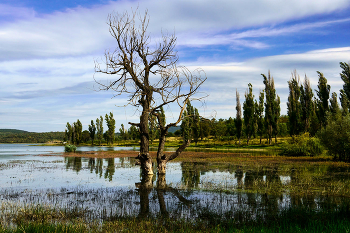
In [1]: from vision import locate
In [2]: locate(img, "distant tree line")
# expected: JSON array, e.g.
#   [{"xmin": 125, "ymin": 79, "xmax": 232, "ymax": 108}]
[
  {"xmin": 64, "ymin": 112, "xmax": 117, "ymax": 146},
  {"xmin": 0, "ymin": 130, "xmax": 65, "ymax": 143}
]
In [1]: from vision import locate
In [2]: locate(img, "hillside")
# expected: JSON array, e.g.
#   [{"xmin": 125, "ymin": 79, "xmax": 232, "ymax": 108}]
[
  {"xmin": 0, "ymin": 129, "xmax": 64, "ymax": 143},
  {"xmin": 0, "ymin": 129, "xmax": 29, "ymax": 134}
]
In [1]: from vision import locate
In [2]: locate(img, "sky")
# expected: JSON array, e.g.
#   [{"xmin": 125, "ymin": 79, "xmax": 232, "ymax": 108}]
[{"xmin": 1, "ymin": 0, "xmax": 350, "ymax": 132}]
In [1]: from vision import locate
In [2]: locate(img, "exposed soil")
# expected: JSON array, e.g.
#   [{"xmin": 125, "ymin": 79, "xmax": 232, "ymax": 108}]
[{"xmin": 37, "ymin": 150, "xmax": 350, "ymax": 167}]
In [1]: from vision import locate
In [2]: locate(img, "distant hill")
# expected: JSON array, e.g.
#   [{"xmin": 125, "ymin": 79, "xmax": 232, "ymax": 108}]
[
  {"xmin": 0, "ymin": 129, "xmax": 64, "ymax": 143},
  {"xmin": 0, "ymin": 129, "xmax": 29, "ymax": 133},
  {"xmin": 168, "ymin": 126, "xmax": 180, "ymax": 133}
]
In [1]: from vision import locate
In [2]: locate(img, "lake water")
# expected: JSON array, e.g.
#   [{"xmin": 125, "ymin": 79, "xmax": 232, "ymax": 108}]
[{"xmin": 1, "ymin": 143, "xmax": 350, "ymax": 222}]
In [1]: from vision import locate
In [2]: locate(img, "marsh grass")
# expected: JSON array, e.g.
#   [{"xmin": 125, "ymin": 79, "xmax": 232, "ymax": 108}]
[{"xmin": 1, "ymin": 202, "xmax": 350, "ymax": 233}]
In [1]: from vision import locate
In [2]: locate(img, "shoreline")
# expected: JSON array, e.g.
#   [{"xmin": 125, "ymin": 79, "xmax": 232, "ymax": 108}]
[{"xmin": 36, "ymin": 150, "xmax": 349, "ymax": 167}]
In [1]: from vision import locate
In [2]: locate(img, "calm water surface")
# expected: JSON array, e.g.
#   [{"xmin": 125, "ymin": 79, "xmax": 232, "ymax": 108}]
[{"xmin": 0, "ymin": 144, "xmax": 349, "ymax": 221}]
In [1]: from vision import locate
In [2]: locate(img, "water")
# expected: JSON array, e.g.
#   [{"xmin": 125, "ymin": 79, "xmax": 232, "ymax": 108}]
[{"xmin": 0, "ymin": 144, "xmax": 350, "ymax": 222}]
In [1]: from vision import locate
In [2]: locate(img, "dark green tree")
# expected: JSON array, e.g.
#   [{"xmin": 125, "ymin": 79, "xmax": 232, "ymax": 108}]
[
  {"xmin": 226, "ymin": 117, "xmax": 236, "ymax": 138},
  {"xmin": 119, "ymin": 124, "xmax": 127, "ymax": 140},
  {"xmin": 287, "ymin": 71, "xmax": 302, "ymax": 135},
  {"xmin": 82, "ymin": 130, "xmax": 90, "ymax": 143},
  {"xmin": 105, "ymin": 112, "xmax": 116, "ymax": 145},
  {"xmin": 329, "ymin": 92, "xmax": 340, "ymax": 116},
  {"xmin": 128, "ymin": 125, "xmax": 140, "ymax": 140},
  {"xmin": 73, "ymin": 119, "xmax": 83, "ymax": 145},
  {"xmin": 262, "ymin": 71, "xmax": 280, "ymax": 144},
  {"xmin": 234, "ymin": 89, "xmax": 243, "ymax": 145},
  {"xmin": 340, "ymin": 62, "xmax": 350, "ymax": 114},
  {"xmin": 243, "ymin": 83, "xmax": 256, "ymax": 145},
  {"xmin": 256, "ymin": 90, "xmax": 265, "ymax": 144},
  {"xmin": 180, "ymin": 101, "xmax": 200, "ymax": 144},
  {"xmin": 300, "ymin": 75, "xmax": 314, "ymax": 133},
  {"xmin": 318, "ymin": 113, "xmax": 350, "ymax": 161},
  {"xmin": 96, "ymin": 116, "xmax": 103, "ymax": 146},
  {"xmin": 315, "ymin": 71, "xmax": 330, "ymax": 128},
  {"xmin": 65, "ymin": 122, "xmax": 73, "ymax": 143},
  {"xmin": 340, "ymin": 89, "xmax": 349, "ymax": 115},
  {"xmin": 88, "ymin": 120, "xmax": 96, "ymax": 145}
]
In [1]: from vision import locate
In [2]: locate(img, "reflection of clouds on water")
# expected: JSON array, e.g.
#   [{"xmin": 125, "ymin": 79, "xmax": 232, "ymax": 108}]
[{"xmin": 1, "ymin": 148, "xmax": 350, "ymax": 223}]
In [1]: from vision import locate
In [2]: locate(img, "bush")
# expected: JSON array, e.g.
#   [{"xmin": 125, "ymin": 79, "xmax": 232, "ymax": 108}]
[
  {"xmin": 280, "ymin": 133, "xmax": 324, "ymax": 157},
  {"xmin": 64, "ymin": 144, "xmax": 77, "ymax": 152},
  {"xmin": 318, "ymin": 113, "xmax": 350, "ymax": 161}
]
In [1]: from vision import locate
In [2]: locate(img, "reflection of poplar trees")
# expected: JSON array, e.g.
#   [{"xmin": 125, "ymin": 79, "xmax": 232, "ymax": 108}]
[
  {"xmin": 235, "ymin": 167, "xmax": 244, "ymax": 188},
  {"xmin": 95, "ymin": 158, "xmax": 103, "ymax": 178},
  {"xmin": 88, "ymin": 158, "xmax": 95, "ymax": 173},
  {"xmin": 104, "ymin": 158, "xmax": 115, "ymax": 181},
  {"xmin": 65, "ymin": 157, "xmax": 82, "ymax": 172},
  {"xmin": 181, "ymin": 162, "xmax": 201, "ymax": 188}
]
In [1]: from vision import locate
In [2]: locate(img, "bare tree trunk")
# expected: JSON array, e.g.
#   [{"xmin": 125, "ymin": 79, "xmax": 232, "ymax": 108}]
[{"xmin": 138, "ymin": 99, "xmax": 153, "ymax": 175}]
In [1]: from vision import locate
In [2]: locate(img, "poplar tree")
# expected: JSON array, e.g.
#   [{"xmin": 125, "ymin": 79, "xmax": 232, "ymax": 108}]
[
  {"xmin": 74, "ymin": 119, "xmax": 83, "ymax": 145},
  {"xmin": 262, "ymin": 71, "xmax": 280, "ymax": 144},
  {"xmin": 88, "ymin": 120, "xmax": 96, "ymax": 145},
  {"xmin": 180, "ymin": 102, "xmax": 199, "ymax": 144},
  {"xmin": 340, "ymin": 62, "xmax": 350, "ymax": 114},
  {"xmin": 287, "ymin": 71, "xmax": 302, "ymax": 135},
  {"xmin": 243, "ymin": 83, "xmax": 255, "ymax": 145},
  {"xmin": 105, "ymin": 112, "xmax": 116, "ymax": 145},
  {"xmin": 329, "ymin": 92, "xmax": 340, "ymax": 115},
  {"xmin": 256, "ymin": 90, "xmax": 265, "ymax": 144},
  {"xmin": 96, "ymin": 116, "xmax": 103, "ymax": 146},
  {"xmin": 300, "ymin": 75, "xmax": 313, "ymax": 132},
  {"xmin": 234, "ymin": 90, "xmax": 243, "ymax": 145},
  {"xmin": 315, "ymin": 71, "xmax": 330, "ymax": 128},
  {"xmin": 65, "ymin": 122, "xmax": 73, "ymax": 143}
]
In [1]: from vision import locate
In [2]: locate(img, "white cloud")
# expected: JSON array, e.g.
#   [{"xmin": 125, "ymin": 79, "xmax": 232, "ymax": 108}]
[
  {"xmin": 1, "ymin": 0, "xmax": 350, "ymax": 131},
  {"xmin": 0, "ymin": 0, "xmax": 349, "ymax": 60}
]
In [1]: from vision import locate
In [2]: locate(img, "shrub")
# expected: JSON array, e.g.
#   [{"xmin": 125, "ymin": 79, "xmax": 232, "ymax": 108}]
[
  {"xmin": 318, "ymin": 113, "xmax": 350, "ymax": 161},
  {"xmin": 280, "ymin": 133, "xmax": 324, "ymax": 157},
  {"xmin": 64, "ymin": 144, "xmax": 77, "ymax": 152}
]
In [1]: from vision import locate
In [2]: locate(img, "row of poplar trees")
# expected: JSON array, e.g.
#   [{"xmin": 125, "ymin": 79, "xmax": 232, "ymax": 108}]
[
  {"xmin": 287, "ymin": 62, "xmax": 350, "ymax": 136},
  {"xmin": 234, "ymin": 71, "xmax": 280, "ymax": 145},
  {"xmin": 65, "ymin": 112, "xmax": 116, "ymax": 145}
]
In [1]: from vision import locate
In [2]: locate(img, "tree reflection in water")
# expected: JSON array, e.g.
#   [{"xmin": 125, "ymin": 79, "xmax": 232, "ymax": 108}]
[
  {"xmin": 57, "ymin": 157, "xmax": 350, "ymax": 222},
  {"xmin": 136, "ymin": 174, "xmax": 193, "ymax": 219}
]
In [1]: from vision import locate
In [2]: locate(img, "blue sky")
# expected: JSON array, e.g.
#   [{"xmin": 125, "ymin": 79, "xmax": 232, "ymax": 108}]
[{"xmin": 1, "ymin": 0, "xmax": 350, "ymax": 132}]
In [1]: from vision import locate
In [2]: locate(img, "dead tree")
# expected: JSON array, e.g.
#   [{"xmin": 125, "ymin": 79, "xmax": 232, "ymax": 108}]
[{"xmin": 95, "ymin": 10, "xmax": 206, "ymax": 175}]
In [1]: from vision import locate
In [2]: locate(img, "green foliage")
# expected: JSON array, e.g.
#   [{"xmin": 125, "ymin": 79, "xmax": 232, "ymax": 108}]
[
  {"xmin": 96, "ymin": 116, "xmax": 103, "ymax": 146},
  {"xmin": 243, "ymin": 83, "xmax": 256, "ymax": 144},
  {"xmin": 300, "ymin": 75, "xmax": 314, "ymax": 132},
  {"xmin": 318, "ymin": 113, "xmax": 350, "ymax": 161},
  {"xmin": 262, "ymin": 71, "xmax": 280, "ymax": 144},
  {"xmin": 280, "ymin": 133, "xmax": 324, "ymax": 157},
  {"xmin": 0, "ymin": 131, "xmax": 64, "ymax": 143},
  {"xmin": 315, "ymin": 71, "xmax": 330, "ymax": 128},
  {"xmin": 88, "ymin": 120, "xmax": 96, "ymax": 145},
  {"xmin": 181, "ymin": 101, "xmax": 200, "ymax": 143},
  {"xmin": 128, "ymin": 125, "xmax": 140, "ymax": 140},
  {"xmin": 287, "ymin": 71, "xmax": 303, "ymax": 135},
  {"xmin": 64, "ymin": 144, "xmax": 77, "ymax": 152},
  {"xmin": 340, "ymin": 61, "xmax": 350, "ymax": 113},
  {"xmin": 105, "ymin": 112, "xmax": 116, "ymax": 145}
]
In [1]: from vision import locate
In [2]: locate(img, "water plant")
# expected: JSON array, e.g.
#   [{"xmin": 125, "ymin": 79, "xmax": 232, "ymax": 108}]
[{"xmin": 64, "ymin": 144, "xmax": 77, "ymax": 152}]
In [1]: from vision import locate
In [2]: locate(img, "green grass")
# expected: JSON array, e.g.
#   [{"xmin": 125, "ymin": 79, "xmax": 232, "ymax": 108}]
[{"xmin": 1, "ymin": 203, "xmax": 350, "ymax": 233}]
